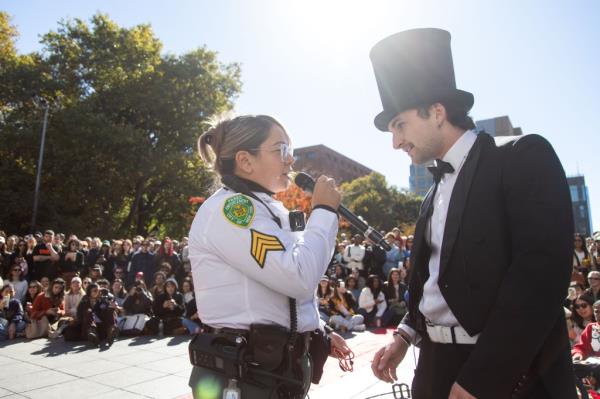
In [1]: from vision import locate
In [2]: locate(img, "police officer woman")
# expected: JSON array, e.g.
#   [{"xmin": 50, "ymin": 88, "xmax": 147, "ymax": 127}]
[{"xmin": 188, "ymin": 114, "xmax": 351, "ymax": 399}]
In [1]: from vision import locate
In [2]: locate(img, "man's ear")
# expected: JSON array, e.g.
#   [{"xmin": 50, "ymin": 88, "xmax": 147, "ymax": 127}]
[
  {"xmin": 432, "ymin": 103, "xmax": 447, "ymax": 128},
  {"xmin": 235, "ymin": 150, "xmax": 254, "ymax": 175}
]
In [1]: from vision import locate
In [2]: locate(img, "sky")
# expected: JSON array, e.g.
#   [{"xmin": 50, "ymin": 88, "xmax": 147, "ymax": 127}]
[{"xmin": 3, "ymin": 0, "xmax": 600, "ymax": 231}]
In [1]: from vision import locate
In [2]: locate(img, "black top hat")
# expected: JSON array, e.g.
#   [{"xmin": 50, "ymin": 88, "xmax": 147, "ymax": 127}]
[{"xmin": 370, "ymin": 28, "xmax": 474, "ymax": 132}]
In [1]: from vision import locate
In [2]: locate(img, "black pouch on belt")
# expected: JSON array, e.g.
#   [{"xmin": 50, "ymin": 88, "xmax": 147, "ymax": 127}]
[
  {"xmin": 188, "ymin": 332, "xmax": 246, "ymax": 379},
  {"xmin": 309, "ymin": 329, "xmax": 330, "ymax": 384},
  {"xmin": 248, "ymin": 324, "xmax": 289, "ymax": 371}
]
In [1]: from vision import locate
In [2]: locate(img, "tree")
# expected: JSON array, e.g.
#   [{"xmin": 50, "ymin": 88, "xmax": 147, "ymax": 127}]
[
  {"xmin": 340, "ymin": 172, "xmax": 422, "ymax": 233},
  {"xmin": 0, "ymin": 13, "xmax": 241, "ymax": 237}
]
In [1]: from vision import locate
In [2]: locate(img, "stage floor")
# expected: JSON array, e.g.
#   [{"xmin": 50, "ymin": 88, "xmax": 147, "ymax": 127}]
[{"xmin": 0, "ymin": 328, "xmax": 418, "ymax": 399}]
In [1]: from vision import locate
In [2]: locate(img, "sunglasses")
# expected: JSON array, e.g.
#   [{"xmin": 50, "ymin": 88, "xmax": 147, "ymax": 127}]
[
  {"xmin": 28, "ymin": 286, "xmax": 37, "ymax": 289},
  {"xmin": 589, "ymin": 277, "xmax": 600, "ymax": 281},
  {"xmin": 12, "ymin": 269, "xmax": 21, "ymax": 272},
  {"xmin": 574, "ymin": 303, "xmax": 590, "ymax": 309}
]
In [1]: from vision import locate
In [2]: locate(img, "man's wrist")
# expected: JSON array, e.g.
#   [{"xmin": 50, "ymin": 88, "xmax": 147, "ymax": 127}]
[{"xmin": 393, "ymin": 329, "xmax": 411, "ymax": 347}]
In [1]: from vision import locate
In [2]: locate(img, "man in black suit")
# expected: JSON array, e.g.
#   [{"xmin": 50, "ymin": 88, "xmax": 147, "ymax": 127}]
[{"xmin": 369, "ymin": 29, "xmax": 575, "ymax": 399}]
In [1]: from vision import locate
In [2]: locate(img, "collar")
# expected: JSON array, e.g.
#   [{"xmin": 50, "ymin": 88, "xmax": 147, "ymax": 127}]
[{"xmin": 441, "ymin": 129, "xmax": 477, "ymax": 173}]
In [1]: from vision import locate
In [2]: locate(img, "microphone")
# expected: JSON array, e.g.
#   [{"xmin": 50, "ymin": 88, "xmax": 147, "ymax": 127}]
[{"xmin": 294, "ymin": 172, "xmax": 391, "ymax": 251}]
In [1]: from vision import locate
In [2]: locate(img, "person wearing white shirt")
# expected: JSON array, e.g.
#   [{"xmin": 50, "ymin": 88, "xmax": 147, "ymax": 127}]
[
  {"xmin": 188, "ymin": 114, "xmax": 351, "ymax": 399},
  {"xmin": 342, "ymin": 234, "xmax": 366, "ymax": 274},
  {"xmin": 369, "ymin": 29, "xmax": 574, "ymax": 399}
]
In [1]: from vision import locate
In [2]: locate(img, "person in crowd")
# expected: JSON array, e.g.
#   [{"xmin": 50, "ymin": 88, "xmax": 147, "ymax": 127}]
[
  {"xmin": 363, "ymin": 238, "xmax": 387, "ymax": 279},
  {"xmin": 155, "ymin": 238, "xmax": 183, "ymax": 282},
  {"xmin": 188, "ymin": 113, "xmax": 350, "ymax": 398},
  {"xmin": 350, "ymin": 267, "xmax": 366, "ymax": 290},
  {"xmin": 106, "ymin": 239, "xmax": 128, "ymax": 283},
  {"xmin": 85, "ymin": 238, "xmax": 101, "ymax": 270},
  {"xmin": 382, "ymin": 233, "xmax": 402, "ymax": 278},
  {"xmin": 317, "ymin": 276, "xmax": 334, "ymax": 322},
  {"xmin": 572, "ymin": 300, "xmax": 600, "ymax": 361},
  {"xmin": 0, "ymin": 237, "xmax": 10, "ymax": 278},
  {"xmin": 158, "ymin": 262, "xmax": 173, "ymax": 279},
  {"xmin": 79, "ymin": 238, "xmax": 89, "ymax": 257},
  {"xmin": 27, "ymin": 278, "xmax": 66, "ymax": 339},
  {"xmin": 31, "ymin": 230, "xmax": 60, "ymax": 281},
  {"xmin": 59, "ymin": 238, "xmax": 85, "ymax": 286},
  {"xmin": 329, "ymin": 280, "xmax": 365, "ymax": 332},
  {"xmin": 89, "ymin": 265, "xmax": 103, "ymax": 283},
  {"xmin": 24, "ymin": 280, "xmax": 43, "ymax": 319},
  {"xmin": 112, "ymin": 267, "xmax": 126, "ymax": 285},
  {"xmin": 345, "ymin": 275, "xmax": 361, "ymax": 303},
  {"xmin": 24, "ymin": 236, "xmax": 37, "ymax": 278},
  {"xmin": 6, "ymin": 263, "xmax": 27, "ymax": 304},
  {"xmin": 95, "ymin": 241, "xmax": 111, "ymax": 275},
  {"xmin": 150, "ymin": 271, "xmax": 167, "ymax": 298},
  {"xmin": 358, "ymin": 274, "xmax": 389, "ymax": 327},
  {"xmin": 382, "ymin": 268, "xmax": 408, "ymax": 326},
  {"xmin": 0, "ymin": 283, "xmax": 26, "ymax": 340},
  {"xmin": 149, "ymin": 278, "xmax": 186, "ymax": 335},
  {"xmin": 585, "ymin": 271, "xmax": 600, "ymax": 302},
  {"xmin": 129, "ymin": 240, "xmax": 156, "ymax": 288},
  {"xmin": 111, "ymin": 278, "xmax": 127, "ymax": 307},
  {"xmin": 64, "ymin": 277, "xmax": 85, "ymax": 319},
  {"xmin": 343, "ymin": 234, "xmax": 366, "ymax": 276},
  {"xmin": 570, "ymin": 294, "xmax": 596, "ymax": 344},
  {"xmin": 330, "ymin": 263, "xmax": 347, "ymax": 281},
  {"xmin": 75, "ymin": 282, "xmax": 118, "ymax": 346},
  {"xmin": 574, "ymin": 233, "xmax": 593, "ymax": 275},
  {"xmin": 122, "ymin": 239, "xmax": 134, "ymax": 261},
  {"xmin": 9, "ymin": 239, "xmax": 29, "ymax": 279},
  {"xmin": 120, "ymin": 280, "xmax": 153, "ymax": 335},
  {"xmin": 181, "ymin": 278, "xmax": 201, "ymax": 334},
  {"xmin": 180, "ymin": 237, "xmax": 191, "ymax": 277},
  {"xmin": 332, "ymin": 242, "xmax": 346, "ymax": 268},
  {"xmin": 40, "ymin": 276, "xmax": 50, "ymax": 291}
]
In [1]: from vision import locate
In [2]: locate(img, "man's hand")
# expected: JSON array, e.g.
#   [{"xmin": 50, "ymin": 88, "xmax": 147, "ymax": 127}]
[
  {"xmin": 371, "ymin": 336, "xmax": 408, "ymax": 383},
  {"xmin": 329, "ymin": 331, "xmax": 351, "ymax": 358},
  {"xmin": 448, "ymin": 382, "xmax": 476, "ymax": 399}
]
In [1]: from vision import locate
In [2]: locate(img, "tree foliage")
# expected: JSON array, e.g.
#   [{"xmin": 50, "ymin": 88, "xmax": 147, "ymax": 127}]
[
  {"xmin": 0, "ymin": 13, "xmax": 241, "ymax": 237},
  {"xmin": 340, "ymin": 172, "xmax": 422, "ymax": 233}
]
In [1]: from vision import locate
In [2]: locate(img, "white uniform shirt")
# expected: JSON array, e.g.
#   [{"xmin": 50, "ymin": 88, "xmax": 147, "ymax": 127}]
[
  {"xmin": 189, "ymin": 188, "xmax": 338, "ymax": 332},
  {"xmin": 343, "ymin": 245, "xmax": 366, "ymax": 271},
  {"xmin": 400, "ymin": 130, "xmax": 477, "ymax": 340}
]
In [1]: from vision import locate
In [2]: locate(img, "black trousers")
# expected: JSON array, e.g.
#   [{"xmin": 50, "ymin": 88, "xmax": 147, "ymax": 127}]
[{"xmin": 411, "ymin": 336, "xmax": 552, "ymax": 399}]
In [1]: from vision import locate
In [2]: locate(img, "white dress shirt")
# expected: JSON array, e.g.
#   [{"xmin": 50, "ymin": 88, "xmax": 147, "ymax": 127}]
[
  {"xmin": 400, "ymin": 130, "xmax": 477, "ymax": 341},
  {"xmin": 189, "ymin": 188, "xmax": 338, "ymax": 332}
]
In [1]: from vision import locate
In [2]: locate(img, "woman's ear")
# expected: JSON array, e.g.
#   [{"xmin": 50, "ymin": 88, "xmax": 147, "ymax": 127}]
[{"xmin": 234, "ymin": 151, "xmax": 254, "ymax": 175}]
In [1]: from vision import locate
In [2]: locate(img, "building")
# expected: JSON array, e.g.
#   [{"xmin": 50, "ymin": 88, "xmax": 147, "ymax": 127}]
[
  {"xmin": 409, "ymin": 115, "xmax": 523, "ymax": 196},
  {"xmin": 568, "ymin": 175, "xmax": 593, "ymax": 237},
  {"xmin": 293, "ymin": 145, "xmax": 374, "ymax": 184}
]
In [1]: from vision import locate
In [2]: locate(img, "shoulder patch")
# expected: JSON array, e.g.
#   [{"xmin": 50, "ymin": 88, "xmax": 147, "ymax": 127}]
[
  {"xmin": 223, "ymin": 194, "xmax": 255, "ymax": 228},
  {"xmin": 250, "ymin": 229, "xmax": 285, "ymax": 268}
]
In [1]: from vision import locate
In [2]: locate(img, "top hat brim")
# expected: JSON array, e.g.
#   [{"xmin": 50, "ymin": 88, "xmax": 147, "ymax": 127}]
[{"xmin": 374, "ymin": 89, "xmax": 474, "ymax": 132}]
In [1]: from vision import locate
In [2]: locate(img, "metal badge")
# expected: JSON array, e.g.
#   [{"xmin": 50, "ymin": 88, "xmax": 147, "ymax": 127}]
[{"xmin": 289, "ymin": 211, "xmax": 306, "ymax": 232}]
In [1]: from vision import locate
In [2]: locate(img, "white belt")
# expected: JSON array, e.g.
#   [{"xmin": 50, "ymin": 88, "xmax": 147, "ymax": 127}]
[{"xmin": 426, "ymin": 324, "xmax": 479, "ymax": 345}]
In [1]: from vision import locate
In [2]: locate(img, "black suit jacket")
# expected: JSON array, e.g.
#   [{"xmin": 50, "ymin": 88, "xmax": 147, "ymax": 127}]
[{"xmin": 402, "ymin": 133, "xmax": 576, "ymax": 398}]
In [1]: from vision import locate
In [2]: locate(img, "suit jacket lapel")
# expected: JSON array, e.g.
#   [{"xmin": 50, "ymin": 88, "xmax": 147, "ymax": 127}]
[
  {"xmin": 439, "ymin": 133, "xmax": 490, "ymax": 279},
  {"xmin": 410, "ymin": 184, "xmax": 434, "ymax": 281}
]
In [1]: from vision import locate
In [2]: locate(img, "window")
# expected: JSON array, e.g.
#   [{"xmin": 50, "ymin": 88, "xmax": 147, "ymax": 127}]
[{"xmin": 570, "ymin": 186, "xmax": 579, "ymax": 202}]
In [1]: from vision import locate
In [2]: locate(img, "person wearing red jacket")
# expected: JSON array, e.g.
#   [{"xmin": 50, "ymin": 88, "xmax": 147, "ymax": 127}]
[{"xmin": 573, "ymin": 301, "xmax": 600, "ymax": 361}]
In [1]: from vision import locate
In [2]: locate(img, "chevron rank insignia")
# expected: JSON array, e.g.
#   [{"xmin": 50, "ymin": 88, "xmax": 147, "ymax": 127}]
[{"xmin": 250, "ymin": 229, "xmax": 285, "ymax": 268}]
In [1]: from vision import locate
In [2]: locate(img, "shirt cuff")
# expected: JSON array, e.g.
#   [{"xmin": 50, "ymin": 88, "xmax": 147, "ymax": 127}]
[
  {"xmin": 398, "ymin": 323, "xmax": 419, "ymax": 345},
  {"xmin": 312, "ymin": 204, "xmax": 337, "ymax": 215}
]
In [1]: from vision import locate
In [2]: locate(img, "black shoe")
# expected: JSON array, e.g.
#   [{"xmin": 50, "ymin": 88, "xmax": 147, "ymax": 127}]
[{"xmin": 87, "ymin": 331, "xmax": 99, "ymax": 347}]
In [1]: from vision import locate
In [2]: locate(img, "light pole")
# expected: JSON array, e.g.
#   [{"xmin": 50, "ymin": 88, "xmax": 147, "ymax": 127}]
[{"xmin": 31, "ymin": 98, "xmax": 50, "ymax": 233}]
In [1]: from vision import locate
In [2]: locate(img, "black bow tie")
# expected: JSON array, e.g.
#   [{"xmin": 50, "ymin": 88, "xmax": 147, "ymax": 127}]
[{"xmin": 427, "ymin": 159, "xmax": 455, "ymax": 183}]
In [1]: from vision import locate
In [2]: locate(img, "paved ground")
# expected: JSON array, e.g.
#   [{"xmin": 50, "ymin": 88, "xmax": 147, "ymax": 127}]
[{"xmin": 0, "ymin": 328, "xmax": 418, "ymax": 399}]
